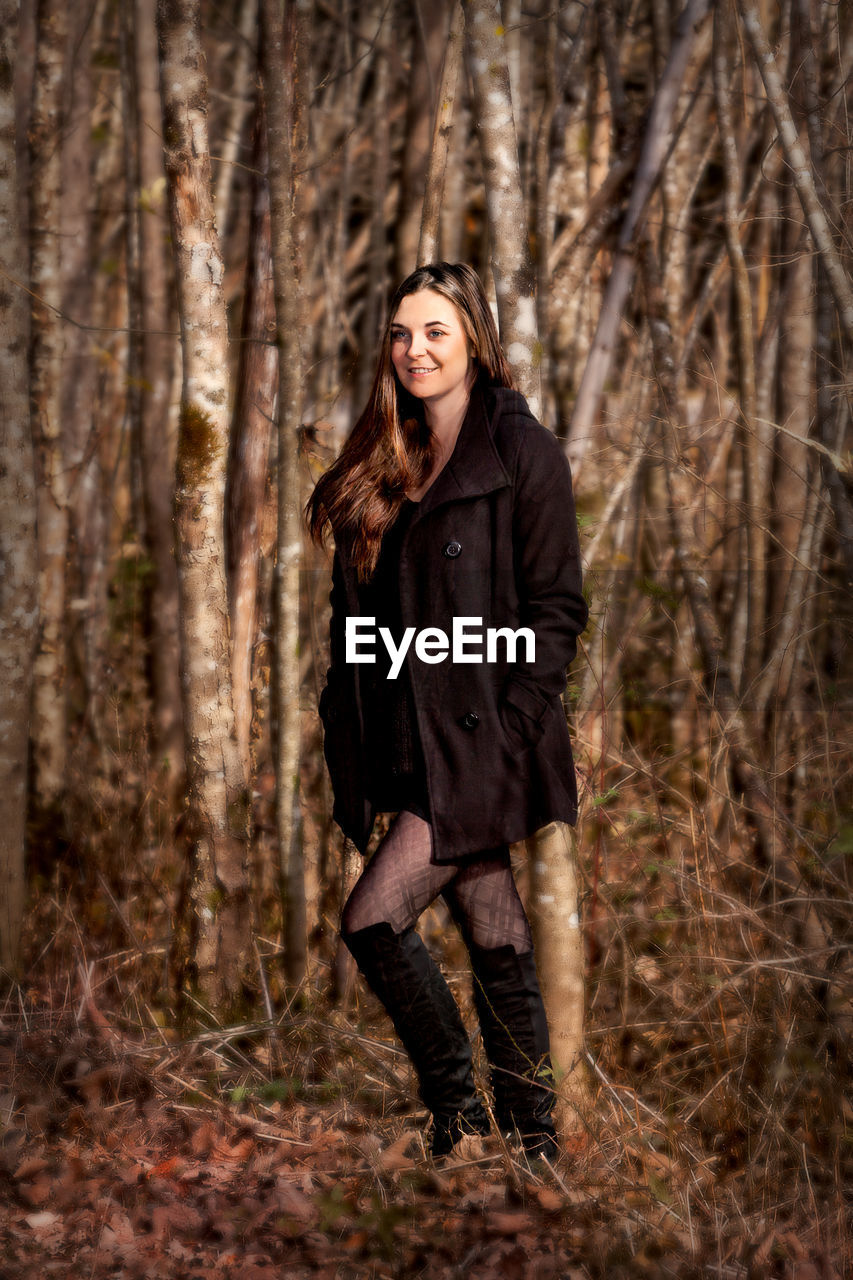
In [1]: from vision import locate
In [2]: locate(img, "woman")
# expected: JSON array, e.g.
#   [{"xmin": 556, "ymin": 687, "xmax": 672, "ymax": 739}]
[{"xmin": 307, "ymin": 263, "xmax": 587, "ymax": 1160}]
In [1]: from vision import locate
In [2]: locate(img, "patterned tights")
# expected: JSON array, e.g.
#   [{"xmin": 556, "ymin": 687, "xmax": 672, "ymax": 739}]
[{"xmin": 340, "ymin": 809, "xmax": 533, "ymax": 954}]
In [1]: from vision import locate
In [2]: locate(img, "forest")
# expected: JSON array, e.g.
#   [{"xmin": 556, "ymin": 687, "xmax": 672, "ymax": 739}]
[{"xmin": 0, "ymin": 0, "xmax": 850, "ymax": 1275}]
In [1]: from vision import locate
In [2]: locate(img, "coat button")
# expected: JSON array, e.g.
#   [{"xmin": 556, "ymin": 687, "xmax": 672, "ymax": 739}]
[
  {"xmin": 461, "ymin": 711, "xmax": 480, "ymax": 730},
  {"xmin": 443, "ymin": 540, "xmax": 462, "ymax": 558}
]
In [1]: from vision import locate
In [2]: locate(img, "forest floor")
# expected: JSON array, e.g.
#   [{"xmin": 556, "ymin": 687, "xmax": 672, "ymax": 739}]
[
  {"xmin": 1, "ymin": 956, "xmax": 848, "ymax": 1280},
  {"xmin": 2, "ymin": 779, "xmax": 850, "ymax": 1279},
  {"xmin": 0, "ymin": 991, "xmax": 682, "ymax": 1280}
]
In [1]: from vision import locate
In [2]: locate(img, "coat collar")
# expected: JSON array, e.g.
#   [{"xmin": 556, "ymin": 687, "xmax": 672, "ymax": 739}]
[{"xmin": 413, "ymin": 385, "xmax": 510, "ymax": 520}]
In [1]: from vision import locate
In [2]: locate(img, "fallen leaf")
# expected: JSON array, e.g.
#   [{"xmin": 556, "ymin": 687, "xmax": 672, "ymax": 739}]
[
  {"xmin": 25, "ymin": 1210, "xmax": 60, "ymax": 1230},
  {"xmin": 488, "ymin": 1211, "xmax": 535, "ymax": 1236},
  {"xmin": 213, "ymin": 1133, "xmax": 255, "ymax": 1162},
  {"xmin": 14, "ymin": 1154, "xmax": 51, "ymax": 1180},
  {"xmin": 190, "ymin": 1120, "xmax": 217, "ymax": 1156},
  {"xmin": 98, "ymin": 1212, "xmax": 134, "ymax": 1254},
  {"xmin": 376, "ymin": 1131, "xmax": 417, "ymax": 1172},
  {"xmin": 275, "ymin": 1181, "xmax": 316, "ymax": 1222},
  {"xmin": 534, "ymin": 1185, "xmax": 564, "ymax": 1212},
  {"xmin": 151, "ymin": 1201, "xmax": 205, "ymax": 1238},
  {"xmin": 18, "ymin": 1176, "xmax": 52, "ymax": 1206},
  {"xmin": 148, "ymin": 1155, "xmax": 185, "ymax": 1181}
]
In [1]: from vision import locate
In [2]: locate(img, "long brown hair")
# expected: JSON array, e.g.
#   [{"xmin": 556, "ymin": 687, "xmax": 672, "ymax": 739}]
[{"xmin": 305, "ymin": 262, "xmax": 514, "ymax": 580}]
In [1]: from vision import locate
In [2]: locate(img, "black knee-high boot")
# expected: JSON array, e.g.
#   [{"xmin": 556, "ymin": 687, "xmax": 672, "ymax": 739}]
[
  {"xmin": 468, "ymin": 942, "xmax": 558, "ymax": 1159},
  {"xmin": 342, "ymin": 922, "xmax": 490, "ymax": 1156}
]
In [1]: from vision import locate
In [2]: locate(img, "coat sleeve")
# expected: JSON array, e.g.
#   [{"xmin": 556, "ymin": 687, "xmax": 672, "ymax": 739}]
[{"xmin": 501, "ymin": 417, "xmax": 588, "ymax": 738}]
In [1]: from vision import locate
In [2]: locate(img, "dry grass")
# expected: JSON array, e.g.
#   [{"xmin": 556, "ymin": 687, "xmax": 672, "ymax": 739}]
[{"xmin": 3, "ymin": 769, "xmax": 850, "ymax": 1279}]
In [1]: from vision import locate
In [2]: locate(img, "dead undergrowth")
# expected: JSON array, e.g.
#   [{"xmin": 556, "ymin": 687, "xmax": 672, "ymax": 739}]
[
  {"xmin": 2, "ymin": 684, "xmax": 851, "ymax": 1280},
  {"xmin": 2, "ymin": 776, "xmax": 850, "ymax": 1280}
]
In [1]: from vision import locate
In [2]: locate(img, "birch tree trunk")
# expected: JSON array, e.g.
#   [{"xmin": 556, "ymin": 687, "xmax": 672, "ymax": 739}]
[
  {"xmin": 135, "ymin": 0, "xmax": 183, "ymax": 786},
  {"xmin": 158, "ymin": 0, "xmax": 251, "ymax": 1013},
  {"xmin": 463, "ymin": 0, "xmax": 587, "ymax": 1111},
  {"xmin": 0, "ymin": 0, "xmax": 38, "ymax": 975},
  {"xmin": 261, "ymin": 0, "xmax": 310, "ymax": 986},
  {"xmin": 527, "ymin": 822, "xmax": 587, "ymax": 1117},
  {"xmin": 463, "ymin": 0, "xmax": 540, "ymax": 416},
  {"xmin": 29, "ymin": 0, "xmax": 68, "ymax": 823}
]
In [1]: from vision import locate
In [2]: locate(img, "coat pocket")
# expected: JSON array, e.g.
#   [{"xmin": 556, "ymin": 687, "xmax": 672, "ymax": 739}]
[{"xmin": 498, "ymin": 697, "xmax": 546, "ymax": 756}]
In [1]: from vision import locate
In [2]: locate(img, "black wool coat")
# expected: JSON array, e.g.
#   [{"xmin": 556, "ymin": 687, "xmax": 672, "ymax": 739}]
[{"xmin": 319, "ymin": 385, "xmax": 588, "ymax": 863}]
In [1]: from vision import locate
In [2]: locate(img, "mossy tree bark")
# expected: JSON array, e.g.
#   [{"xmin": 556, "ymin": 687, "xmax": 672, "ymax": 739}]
[
  {"xmin": 157, "ymin": 0, "xmax": 252, "ymax": 1015},
  {"xmin": 28, "ymin": 0, "xmax": 69, "ymax": 827},
  {"xmin": 0, "ymin": 0, "xmax": 38, "ymax": 975}
]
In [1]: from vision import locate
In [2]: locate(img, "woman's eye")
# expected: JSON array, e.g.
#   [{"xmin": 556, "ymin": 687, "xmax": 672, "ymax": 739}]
[
  {"xmin": 428, "ymin": 329, "xmax": 446, "ymax": 339},
  {"xmin": 391, "ymin": 331, "xmax": 406, "ymax": 343}
]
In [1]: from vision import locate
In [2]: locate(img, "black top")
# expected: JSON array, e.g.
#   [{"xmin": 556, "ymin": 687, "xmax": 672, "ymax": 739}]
[{"xmin": 356, "ymin": 500, "xmax": 427, "ymax": 813}]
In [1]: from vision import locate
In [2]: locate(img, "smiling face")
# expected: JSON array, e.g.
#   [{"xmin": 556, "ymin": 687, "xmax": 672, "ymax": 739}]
[{"xmin": 389, "ymin": 289, "xmax": 475, "ymax": 417}]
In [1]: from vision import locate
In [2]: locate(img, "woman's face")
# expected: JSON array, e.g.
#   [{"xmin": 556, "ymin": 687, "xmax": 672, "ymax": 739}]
[{"xmin": 390, "ymin": 289, "xmax": 474, "ymax": 411}]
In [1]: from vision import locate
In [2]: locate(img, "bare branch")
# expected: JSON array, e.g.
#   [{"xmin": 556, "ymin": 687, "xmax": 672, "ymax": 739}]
[
  {"xmin": 565, "ymin": 0, "xmax": 711, "ymax": 471},
  {"xmin": 739, "ymin": 0, "xmax": 853, "ymax": 344}
]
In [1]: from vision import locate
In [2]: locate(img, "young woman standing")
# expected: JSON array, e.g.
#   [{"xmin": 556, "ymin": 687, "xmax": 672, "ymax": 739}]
[{"xmin": 307, "ymin": 263, "xmax": 587, "ymax": 1159}]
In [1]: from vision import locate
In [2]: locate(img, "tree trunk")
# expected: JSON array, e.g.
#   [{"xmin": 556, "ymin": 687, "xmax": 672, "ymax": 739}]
[
  {"xmin": 0, "ymin": 0, "xmax": 38, "ymax": 975},
  {"xmin": 356, "ymin": 9, "xmax": 391, "ymax": 410},
  {"xmin": 463, "ymin": 0, "xmax": 540, "ymax": 415},
  {"xmin": 396, "ymin": 0, "xmax": 449, "ymax": 276},
  {"xmin": 63, "ymin": 2, "xmax": 107, "ymax": 748},
  {"xmin": 228, "ymin": 106, "xmax": 277, "ymax": 782},
  {"xmin": 713, "ymin": 2, "xmax": 765, "ymax": 690},
  {"xmin": 527, "ymin": 822, "xmax": 587, "ymax": 1120},
  {"xmin": 417, "ymin": 0, "xmax": 463, "ymax": 267},
  {"xmin": 213, "ymin": 0, "xmax": 258, "ymax": 241},
  {"xmin": 439, "ymin": 95, "xmax": 469, "ymax": 264},
  {"xmin": 463, "ymin": 0, "xmax": 588, "ymax": 1112},
  {"xmin": 260, "ymin": 0, "xmax": 310, "ymax": 987},
  {"xmin": 157, "ymin": 0, "xmax": 252, "ymax": 1014},
  {"xmin": 28, "ymin": 0, "xmax": 69, "ymax": 824},
  {"xmin": 795, "ymin": 0, "xmax": 853, "ymax": 589},
  {"xmin": 135, "ymin": 0, "xmax": 184, "ymax": 787}
]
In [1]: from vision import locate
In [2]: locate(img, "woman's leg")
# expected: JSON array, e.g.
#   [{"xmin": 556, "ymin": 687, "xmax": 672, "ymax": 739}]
[
  {"xmin": 444, "ymin": 854, "xmax": 558, "ymax": 1159},
  {"xmin": 340, "ymin": 811, "xmax": 488, "ymax": 1155},
  {"xmin": 340, "ymin": 809, "xmax": 455, "ymax": 936}
]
